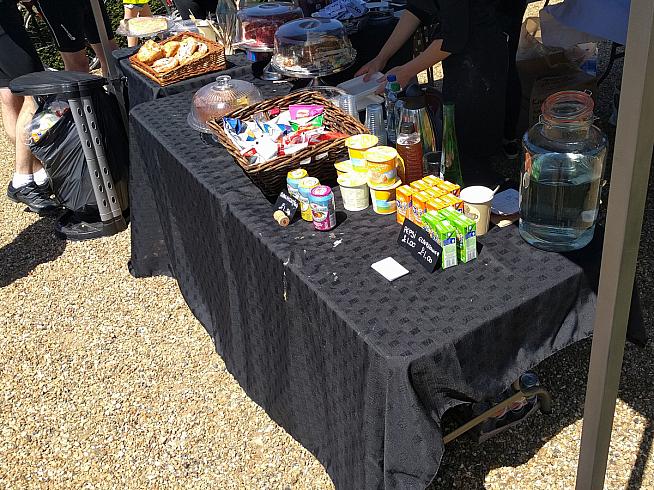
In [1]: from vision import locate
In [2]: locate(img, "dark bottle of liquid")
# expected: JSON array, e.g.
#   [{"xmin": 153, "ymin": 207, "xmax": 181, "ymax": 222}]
[
  {"xmin": 441, "ymin": 103, "xmax": 464, "ymax": 186},
  {"xmin": 396, "ymin": 121, "xmax": 423, "ymax": 184}
]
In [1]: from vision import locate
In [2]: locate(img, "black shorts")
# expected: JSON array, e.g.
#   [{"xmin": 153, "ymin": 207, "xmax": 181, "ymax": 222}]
[
  {"xmin": 36, "ymin": 0, "xmax": 114, "ymax": 53},
  {"xmin": 0, "ymin": 1, "xmax": 44, "ymax": 88},
  {"xmin": 174, "ymin": 0, "xmax": 218, "ymax": 19}
]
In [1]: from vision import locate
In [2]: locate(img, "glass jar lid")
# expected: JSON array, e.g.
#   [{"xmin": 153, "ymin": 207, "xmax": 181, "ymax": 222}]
[
  {"xmin": 188, "ymin": 76, "xmax": 263, "ymax": 133},
  {"xmin": 541, "ymin": 90, "xmax": 594, "ymax": 127}
]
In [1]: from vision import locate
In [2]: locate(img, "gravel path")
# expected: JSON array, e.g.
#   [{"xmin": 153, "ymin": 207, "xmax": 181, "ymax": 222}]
[{"xmin": 1, "ymin": 3, "xmax": 654, "ymax": 488}]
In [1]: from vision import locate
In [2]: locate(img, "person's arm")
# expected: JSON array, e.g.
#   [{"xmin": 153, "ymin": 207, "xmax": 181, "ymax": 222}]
[
  {"xmin": 375, "ymin": 39, "xmax": 450, "ymax": 92},
  {"xmin": 354, "ymin": 10, "xmax": 421, "ymax": 81}
]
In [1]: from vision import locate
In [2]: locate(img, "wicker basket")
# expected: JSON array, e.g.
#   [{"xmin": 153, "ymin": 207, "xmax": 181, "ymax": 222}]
[
  {"xmin": 208, "ymin": 92, "xmax": 369, "ymax": 199},
  {"xmin": 129, "ymin": 32, "xmax": 227, "ymax": 86}
]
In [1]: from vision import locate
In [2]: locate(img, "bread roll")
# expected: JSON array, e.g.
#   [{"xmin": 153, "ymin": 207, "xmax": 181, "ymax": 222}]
[
  {"xmin": 137, "ymin": 40, "xmax": 164, "ymax": 64},
  {"xmin": 163, "ymin": 41, "xmax": 180, "ymax": 58},
  {"xmin": 151, "ymin": 57, "xmax": 179, "ymax": 73}
]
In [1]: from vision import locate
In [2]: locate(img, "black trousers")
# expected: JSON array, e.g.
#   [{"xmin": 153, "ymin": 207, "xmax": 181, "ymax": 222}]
[
  {"xmin": 497, "ymin": 0, "xmax": 529, "ymax": 140},
  {"xmin": 175, "ymin": 0, "xmax": 218, "ymax": 19}
]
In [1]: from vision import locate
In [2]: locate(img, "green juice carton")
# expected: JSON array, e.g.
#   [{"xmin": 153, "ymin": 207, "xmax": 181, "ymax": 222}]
[
  {"xmin": 438, "ymin": 209, "xmax": 477, "ymax": 263},
  {"xmin": 430, "ymin": 218, "xmax": 458, "ymax": 269}
]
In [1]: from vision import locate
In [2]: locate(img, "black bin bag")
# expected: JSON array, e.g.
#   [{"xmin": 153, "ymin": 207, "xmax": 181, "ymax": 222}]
[{"xmin": 29, "ymin": 91, "xmax": 129, "ymax": 218}]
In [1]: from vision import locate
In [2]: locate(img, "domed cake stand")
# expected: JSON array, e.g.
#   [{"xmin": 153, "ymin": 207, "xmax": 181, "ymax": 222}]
[
  {"xmin": 271, "ymin": 58, "xmax": 355, "ymax": 87},
  {"xmin": 234, "ymin": 42, "xmax": 283, "ymax": 81}
]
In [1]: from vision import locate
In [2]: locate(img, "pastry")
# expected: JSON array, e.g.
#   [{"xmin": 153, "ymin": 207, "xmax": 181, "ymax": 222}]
[
  {"xmin": 176, "ymin": 37, "xmax": 199, "ymax": 64},
  {"xmin": 162, "ymin": 40, "xmax": 180, "ymax": 58},
  {"xmin": 195, "ymin": 43, "xmax": 208, "ymax": 57},
  {"xmin": 151, "ymin": 56, "xmax": 179, "ymax": 73},
  {"xmin": 136, "ymin": 39, "xmax": 165, "ymax": 64}
]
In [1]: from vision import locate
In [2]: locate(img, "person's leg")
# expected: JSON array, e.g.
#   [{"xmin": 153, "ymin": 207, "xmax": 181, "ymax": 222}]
[
  {"xmin": 498, "ymin": 0, "xmax": 528, "ymax": 156},
  {"xmin": 124, "ymin": 3, "xmax": 153, "ymax": 47},
  {"xmin": 0, "ymin": 88, "xmax": 22, "ymax": 144},
  {"xmin": 81, "ymin": 0, "xmax": 119, "ymax": 76}
]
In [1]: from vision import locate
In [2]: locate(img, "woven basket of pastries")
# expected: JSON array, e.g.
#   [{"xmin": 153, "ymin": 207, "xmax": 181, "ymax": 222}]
[{"xmin": 129, "ymin": 31, "xmax": 227, "ymax": 86}]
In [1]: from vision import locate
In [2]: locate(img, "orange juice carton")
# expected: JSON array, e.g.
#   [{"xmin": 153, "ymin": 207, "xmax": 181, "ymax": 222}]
[
  {"xmin": 395, "ymin": 185, "xmax": 415, "ymax": 224},
  {"xmin": 427, "ymin": 197, "xmax": 449, "ymax": 213},
  {"xmin": 440, "ymin": 193, "xmax": 464, "ymax": 213},
  {"xmin": 423, "ymin": 175, "xmax": 445, "ymax": 188},
  {"xmin": 410, "ymin": 190, "xmax": 430, "ymax": 225},
  {"xmin": 437, "ymin": 180, "xmax": 461, "ymax": 197},
  {"xmin": 410, "ymin": 179, "xmax": 430, "ymax": 191}
]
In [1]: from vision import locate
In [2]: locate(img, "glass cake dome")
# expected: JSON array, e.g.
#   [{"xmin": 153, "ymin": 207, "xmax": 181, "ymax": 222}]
[
  {"xmin": 236, "ymin": 2, "xmax": 303, "ymax": 50},
  {"xmin": 187, "ymin": 75, "xmax": 263, "ymax": 133},
  {"xmin": 271, "ymin": 18, "xmax": 355, "ymax": 77}
]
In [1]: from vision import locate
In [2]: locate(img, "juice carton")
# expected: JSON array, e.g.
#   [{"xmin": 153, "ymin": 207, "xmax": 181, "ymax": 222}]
[
  {"xmin": 440, "ymin": 193, "xmax": 464, "ymax": 213},
  {"xmin": 437, "ymin": 180, "xmax": 461, "ymax": 197},
  {"xmin": 410, "ymin": 180, "xmax": 430, "ymax": 192},
  {"xmin": 428, "ymin": 186, "xmax": 447, "ymax": 199},
  {"xmin": 410, "ymin": 191, "xmax": 431, "ymax": 225},
  {"xmin": 421, "ymin": 211, "xmax": 440, "ymax": 238},
  {"xmin": 396, "ymin": 185, "xmax": 415, "ymax": 224},
  {"xmin": 431, "ymin": 218, "xmax": 458, "ymax": 269},
  {"xmin": 445, "ymin": 212, "xmax": 477, "ymax": 263},
  {"xmin": 423, "ymin": 175, "xmax": 445, "ymax": 188},
  {"xmin": 427, "ymin": 197, "xmax": 449, "ymax": 213}
]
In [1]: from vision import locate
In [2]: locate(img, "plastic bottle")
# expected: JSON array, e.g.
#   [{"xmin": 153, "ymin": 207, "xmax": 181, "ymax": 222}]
[
  {"xmin": 396, "ymin": 121, "xmax": 423, "ymax": 184},
  {"xmin": 441, "ymin": 103, "xmax": 464, "ymax": 186},
  {"xmin": 384, "ymin": 74, "xmax": 401, "ymax": 145}
]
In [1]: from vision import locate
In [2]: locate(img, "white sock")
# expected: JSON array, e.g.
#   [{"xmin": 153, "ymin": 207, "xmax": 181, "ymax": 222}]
[
  {"xmin": 12, "ymin": 173, "xmax": 34, "ymax": 188},
  {"xmin": 33, "ymin": 168, "xmax": 48, "ymax": 186}
]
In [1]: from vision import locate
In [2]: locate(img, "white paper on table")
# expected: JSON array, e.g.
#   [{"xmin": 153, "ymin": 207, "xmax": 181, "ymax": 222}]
[
  {"xmin": 371, "ymin": 257, "xmax": 410, "ymax": 282},
  {"xmin": 491, "ymin": 189, "xmax": 520, "ymax": 216}
]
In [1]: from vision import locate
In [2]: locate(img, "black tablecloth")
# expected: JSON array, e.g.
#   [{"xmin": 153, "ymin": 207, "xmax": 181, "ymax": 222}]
[
  {"xmin": 112, "ymin": 48, "xmax": 252, "ymax": 110},
  {"xmin": 129, "ymin": 90, "xmax": 597, "ymax": 489}
]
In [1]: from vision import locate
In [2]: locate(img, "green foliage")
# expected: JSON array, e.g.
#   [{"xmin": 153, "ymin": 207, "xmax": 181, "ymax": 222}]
[{"xmin": 24, "ymin": 0, "xmax": 140, "ymax": 71}]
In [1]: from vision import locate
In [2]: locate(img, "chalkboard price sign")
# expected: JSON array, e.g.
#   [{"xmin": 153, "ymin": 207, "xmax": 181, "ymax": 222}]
[
  {"xmin": 397, "ymin": 219, "xmax": 442, "ymax": 273},
  {"xmin": 272, "ymin": 190, "xmax": 299, "ymax": 227}
]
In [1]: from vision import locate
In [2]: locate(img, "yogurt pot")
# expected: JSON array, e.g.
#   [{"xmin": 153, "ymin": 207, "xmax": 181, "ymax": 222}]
[
  {"xmin": 298, "ymin": 177, "xmax": 320, "ymax": 221},
  {"xmin": 334, "ymin": 160, "xmax": 354, "ymax": 177},
  {"xmin": 369, "ymin": 179, "xmax": 402, "ymax": 215},
  {"xmin": 364, "ymin": 146, "xmax": 402, "ymax": 186},
  {"xmin": 287, "ymin": 168, "xmax": 308, "ymax": 199},
  {"xmin": 337, "ymin": 173, "xmax": 369, "ymax": 211},
  {"xmin": 345, "ymin": 134, "xmax": 378, "ymax": 173}
]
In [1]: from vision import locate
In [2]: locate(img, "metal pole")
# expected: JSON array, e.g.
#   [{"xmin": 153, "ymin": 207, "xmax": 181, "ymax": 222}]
[
  {"xmin": 89, "ymin": 0, "xmax": 129, "ymax": 129},
  {"xmin": 575, "ymin": 1, "xmax": 654, "ymax": 488}
]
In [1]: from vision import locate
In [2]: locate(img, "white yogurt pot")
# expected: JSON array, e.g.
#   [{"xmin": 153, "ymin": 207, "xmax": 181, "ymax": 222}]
[{"xmin": 338, "ymin": 173, "xmax": 369, "ymax": 211}]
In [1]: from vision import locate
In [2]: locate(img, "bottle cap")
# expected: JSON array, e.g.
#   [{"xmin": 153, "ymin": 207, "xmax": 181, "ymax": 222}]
[
  {"xmin": 399, "ymin": 121, "xmax": 415, "ymax": 134},
  {"xmin": 386, "ymin": 74, "xmax": 397, "ymax": 82}
]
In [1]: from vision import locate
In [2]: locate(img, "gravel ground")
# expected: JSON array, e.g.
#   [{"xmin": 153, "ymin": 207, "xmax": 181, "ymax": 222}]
[{"xmin": 1, "ymin": 3, "xmax": 654, "ymax": 489}]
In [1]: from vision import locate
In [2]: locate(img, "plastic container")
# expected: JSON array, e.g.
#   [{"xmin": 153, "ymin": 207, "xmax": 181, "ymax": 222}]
[
  {"xmin": 334, "ymin": 160, "xmax": 354, "ymax": 176},
  {"xmin": 344, "ymin": 134, "xmax": 378, "ymax": 172},
  {"xmin": 520, "ymin": 90, "xmax": 607, "ymax": 251},
  {"xmin": 309, "ymin": 185, "xmax": 337, "ymax": 230},
  {"xmin": 187, "ymin": 76, "xmax": 263, "ymax": 133},
  {"xmin": 237, "ymin": 2, "xmax": 303, "ymax": 49},
  {"xmin": 364, "ymin": 146, "xmax": 402, "ymax": 186},
  {"xmin": 337, "ymin": 173, "xmax": 369, "ymax": 211},
  {"xmin": 369, "ymin": 179, "xmax": 402, "ymax": 215},
  {"xmin": 337, "ymin": 73, "xmax": 384, "ymax": 111},
  {"xmin": 271, "ymin": 18, "xmax": 355, "ymax": 76}
]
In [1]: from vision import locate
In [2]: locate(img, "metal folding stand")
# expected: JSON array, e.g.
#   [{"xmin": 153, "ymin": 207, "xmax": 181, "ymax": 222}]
[
  {"xmin": 443, "ymin": 386, "xmax": 552, "ymax": 444},
  {"xmin": 10, "ymin": 71, "xmax": 127, "ymax": 239}
]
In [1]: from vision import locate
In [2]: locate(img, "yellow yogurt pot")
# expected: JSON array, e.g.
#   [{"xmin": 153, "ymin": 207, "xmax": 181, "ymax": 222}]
[
  {"xmin": 345, "ymin": 134, "xmax": 379, "ymax": 173},
  {"xmin": 369, "ymin": 179, "xmax": 403, "ymax": 215},
  {"xmin": 365, "ymin": 146, "xmax": 402, "ymax": 186},
  {"xmin": 334, "ymin": 160, "xmax": 354, "ymax": 177}
]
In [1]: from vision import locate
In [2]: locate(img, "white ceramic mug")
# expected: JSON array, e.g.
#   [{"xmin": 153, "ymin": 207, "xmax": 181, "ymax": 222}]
[{"xmin": 460, "ymin": 186, "xmax": 494, "ymax": 235}]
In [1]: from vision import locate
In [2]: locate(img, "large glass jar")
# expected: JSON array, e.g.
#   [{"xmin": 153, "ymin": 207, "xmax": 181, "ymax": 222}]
[{"xmin": 519, "ymin": 91, "xmax": 607, "ymax": 251}]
